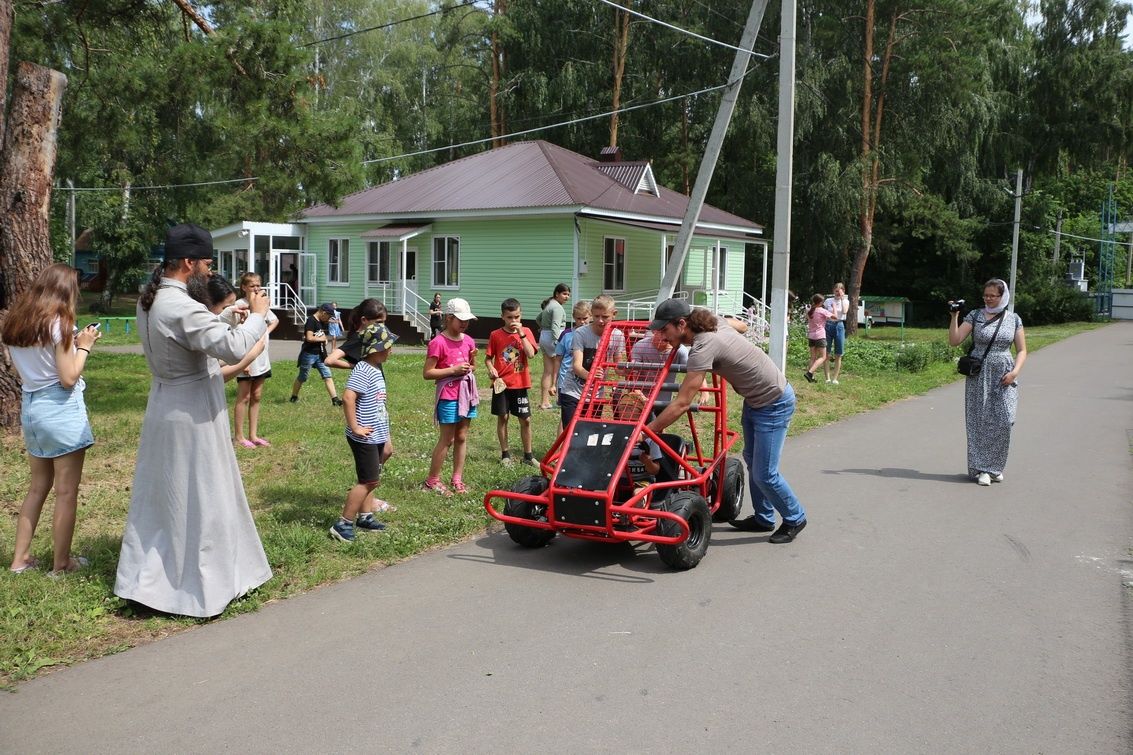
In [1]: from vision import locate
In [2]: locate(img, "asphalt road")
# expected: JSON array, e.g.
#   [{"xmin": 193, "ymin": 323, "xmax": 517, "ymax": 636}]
[{"xmin": 5, "ymin": 323, "xmax": 1132, "ymax": 753}]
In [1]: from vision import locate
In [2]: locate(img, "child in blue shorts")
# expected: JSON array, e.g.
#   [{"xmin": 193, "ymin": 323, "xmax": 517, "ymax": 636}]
[
  {"xmin": 331, "ymin": 322, "xmax": 397, "ymax": 542},
  {"xmin": 422, "ymin": 297, "xmax": 479, "ymax": 496}
]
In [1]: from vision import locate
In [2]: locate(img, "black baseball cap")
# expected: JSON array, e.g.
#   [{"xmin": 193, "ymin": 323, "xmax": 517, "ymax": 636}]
[
  {"xmin": 647, "ymin": 299, "xmax": 692, "ymax": 330},
  {"xmin": 163, "ymin": 223, "xmax": 214, "ymax": 261}
]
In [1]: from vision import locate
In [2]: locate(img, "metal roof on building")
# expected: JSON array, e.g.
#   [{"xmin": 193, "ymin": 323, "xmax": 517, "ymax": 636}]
[{"xmin": 301, "ymin": 140, "xmax": 761, "ymax": 232}]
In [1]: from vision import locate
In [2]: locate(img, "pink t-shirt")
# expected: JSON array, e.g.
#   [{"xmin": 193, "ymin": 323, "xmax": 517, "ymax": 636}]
[
  {"xmin": 427, "ymin": 332, "xmax": 476, "ymax": 400},
  {"xmin": 807, "ymin": 307, "xmax": 834, "ymax": 340}
]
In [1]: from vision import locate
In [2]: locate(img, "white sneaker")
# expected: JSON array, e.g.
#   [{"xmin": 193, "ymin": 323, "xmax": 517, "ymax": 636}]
[
  {"xmin": 976, "ymin": 473, "xmax": 991, "ymax": 486},
  {"xmin": 832, "ymin": 379, "xmax": 840, "ymax": 385},
  {"xmin": 825, "ymin": 378, "xmax": 832, "ymax": 384},
  {"xmin": 500, "ymin": 455, "xmax": 514, "ymax": 467},
  {"xmin": 991, "ymin": 472, "xmax": 1004, "ymax": 483}
]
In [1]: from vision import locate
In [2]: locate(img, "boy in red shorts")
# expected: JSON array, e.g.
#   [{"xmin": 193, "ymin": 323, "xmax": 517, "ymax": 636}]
[{"xmin": 486, "ymin": 298, "xmax": 538, "ymax": 466}]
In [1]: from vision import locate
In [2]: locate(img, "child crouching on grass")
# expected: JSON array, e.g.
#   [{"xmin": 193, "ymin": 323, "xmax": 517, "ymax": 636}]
[{"xmin": 330, "ymin": 322, "xmax": 398, "ymax": 542}]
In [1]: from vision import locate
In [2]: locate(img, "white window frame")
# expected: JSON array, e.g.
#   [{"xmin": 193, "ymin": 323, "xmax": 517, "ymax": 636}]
[
  {"xmin": 328, "ymin": 238, "xmax": 350, "ymax": 286},
  {"xmin": 367, "ymin": 241, "xmax": 391, "ymax": 283},
  {"xmin": 603, "ymin": 236, "xmax": 626, "ymax": 293},
  {"xmin": 713, "ymin": 246, "xmax": 729, "ymax": 292},
  {"xmin": 432, "ymin": 236, "xmax": 460, "ymax": 289}
]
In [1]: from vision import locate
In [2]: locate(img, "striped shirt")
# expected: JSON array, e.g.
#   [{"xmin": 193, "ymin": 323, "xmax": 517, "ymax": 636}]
[{"xmin": 344, "ymin": 361, "xmax": 389, "ymax": 444}]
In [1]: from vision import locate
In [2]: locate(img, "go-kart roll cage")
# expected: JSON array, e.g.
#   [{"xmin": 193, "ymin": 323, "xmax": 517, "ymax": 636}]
[{"xmin": 484, "ymin": 319, "xmax": 740, "ymax": 545}]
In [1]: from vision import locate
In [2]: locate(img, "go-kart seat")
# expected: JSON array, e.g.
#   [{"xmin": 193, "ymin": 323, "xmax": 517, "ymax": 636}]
[{"xmin": 655, "ymin": 433, "xmax": 687, "ymax": 484}]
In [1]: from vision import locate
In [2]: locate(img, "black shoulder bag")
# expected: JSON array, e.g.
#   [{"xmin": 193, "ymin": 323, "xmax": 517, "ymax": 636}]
[{"xmin": 957, "ymin": 311, "xmax": 1005, "ymax": 377}]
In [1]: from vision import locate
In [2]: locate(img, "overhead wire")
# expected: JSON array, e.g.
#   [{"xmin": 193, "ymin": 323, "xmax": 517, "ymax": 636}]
[
  {"xmin": 594, "ymin": 0, "xmax": 771, "ymax": 58},
  {"xmin": 302, "ymin": 0, "xmax": 482, "ymax": 47}
]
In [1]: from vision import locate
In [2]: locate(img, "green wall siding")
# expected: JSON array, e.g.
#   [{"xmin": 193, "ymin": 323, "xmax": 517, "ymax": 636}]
[{"xmin": 303, "ymin": 215, "xmax": 749, "ymax": 318}]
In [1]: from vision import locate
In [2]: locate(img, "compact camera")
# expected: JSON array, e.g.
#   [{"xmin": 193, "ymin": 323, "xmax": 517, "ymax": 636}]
[{"xmin": 948, "ymin": 299, "xmax": 965, "ymax": 313}]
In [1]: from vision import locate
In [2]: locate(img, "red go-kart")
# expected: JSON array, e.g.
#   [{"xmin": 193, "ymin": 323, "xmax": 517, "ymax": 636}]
[{"xmin": 484, "ymin": 320, "xmax": 745, "ymax": 569}]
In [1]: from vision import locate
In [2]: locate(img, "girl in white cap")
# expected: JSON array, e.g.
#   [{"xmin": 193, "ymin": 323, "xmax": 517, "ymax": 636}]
[{"xmin": 422, "ymin": 297, "xmax": 479, "ymax": 495}]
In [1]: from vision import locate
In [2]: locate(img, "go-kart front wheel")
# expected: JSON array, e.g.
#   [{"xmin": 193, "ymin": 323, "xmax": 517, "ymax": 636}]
[
  {"xmin": 655, "ymin": 491, "xmax": 711, "ymax": 570},
  {"xmin": 503, "ymin": 475, "xmax": 556, "ymax": 548},
  {"xmin": 711, "ymin": 456, "xmax": 746, "ymax": 523}
]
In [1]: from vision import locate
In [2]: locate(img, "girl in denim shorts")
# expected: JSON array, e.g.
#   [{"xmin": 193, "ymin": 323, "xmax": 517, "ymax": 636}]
[{"xmin": 2, "ymin": 264, "xmax": 100, "ymax": 575}]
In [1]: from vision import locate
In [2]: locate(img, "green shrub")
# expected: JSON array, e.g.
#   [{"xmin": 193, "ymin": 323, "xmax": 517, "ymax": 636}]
[
  {"xmin": 1014, "ymin": 284, "xmax": 1094, "ymax": 325},
  {"xmin": 894, "ymin": 343, "xmax": 931, "ymax": 372}
]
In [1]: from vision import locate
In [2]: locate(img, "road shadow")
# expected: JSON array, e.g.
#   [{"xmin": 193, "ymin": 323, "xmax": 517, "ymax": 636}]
[
  {"xmin": 451, "ymin": 531, "xmax": 665, "ymax": 583},
  {"xmin": 822, "ymin": 467, "xmax": 971, "ymax": 484}
]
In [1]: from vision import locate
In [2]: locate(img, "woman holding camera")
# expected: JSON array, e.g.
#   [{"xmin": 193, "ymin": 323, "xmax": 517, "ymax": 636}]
[{"xmin": 948, "ymin": 279, "xmax": 1027, "ymax": 486}]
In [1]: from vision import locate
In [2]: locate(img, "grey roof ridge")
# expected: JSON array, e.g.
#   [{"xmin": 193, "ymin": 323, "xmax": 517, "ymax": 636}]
[{"xmin": 536, "ymin": 140, "xmax": 590, "ymax": 205}]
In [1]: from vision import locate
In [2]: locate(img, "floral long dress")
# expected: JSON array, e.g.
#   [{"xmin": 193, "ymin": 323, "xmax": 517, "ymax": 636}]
[{"xmin": 963, "ymin": 310, "xmax": 1022, "ymax": 478}]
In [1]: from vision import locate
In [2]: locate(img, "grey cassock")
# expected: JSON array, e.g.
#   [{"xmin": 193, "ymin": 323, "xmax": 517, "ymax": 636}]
[{"xmin": 114, "ymin": 278, "xmax": 271, "ymax": 617}]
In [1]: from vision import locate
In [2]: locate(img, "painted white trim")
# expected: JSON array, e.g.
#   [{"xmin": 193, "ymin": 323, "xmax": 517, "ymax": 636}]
[
  {"xmin": 298, "ymin": 206, "xmax": 587, "ymax": 225},
  {"xmin": 327, "ymin": 237, "xmax": 351, "ymax": 285},
  {"xmin": 431, "ymin": 235, "xmax": 461, "ymax": 290},
  {"xmin": 602, "ymin": 236, "xmax": 627, "ymax": 293},
  {"xmin": 635, "ymin": 164, "xmax": 659, "ymax": 196},
  {"xmin": 577, "ymin": 207, "xmax": 761, "ymax": 236}
]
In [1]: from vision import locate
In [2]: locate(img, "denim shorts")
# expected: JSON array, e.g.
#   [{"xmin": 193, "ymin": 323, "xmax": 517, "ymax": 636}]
[
  {"xmin": 21, "ymin": 383, "xmax": 95, "ymax": 458},
  {"xmin": 825, "ymin": 321, "xmax": 846, "ymax": 356},
  {"xmin": 435, "ymin": 398, "xmax": 478, "ymax": 424},
  {"xmin": 296, "ymin": 351, "xmax": 333, "ymax": 382}
]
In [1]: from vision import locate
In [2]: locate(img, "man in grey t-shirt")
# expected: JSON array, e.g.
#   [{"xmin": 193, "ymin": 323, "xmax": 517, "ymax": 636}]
[{"xmin": 645, "ymin": 299, "xmax": 807, "ymax": 544}]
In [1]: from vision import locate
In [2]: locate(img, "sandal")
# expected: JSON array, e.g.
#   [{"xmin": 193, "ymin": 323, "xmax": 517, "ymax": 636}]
[
  {"xmin": 237, "ymin": 439, "xmax": 256, "ymax": 449},
  {"xmin": 10, "ymin": 557, "xmax": 39, "ymax": 574},
  {"xmin": 253, "ymin": 438, "xmax": 272, "ymax": 447},
  {"xmin": 450, "ymin": 479, "xmax": 469, "ymax": 495},
  {"xmin": 47, "ymin": 556, "xmax": 90, "ymax": 578}
]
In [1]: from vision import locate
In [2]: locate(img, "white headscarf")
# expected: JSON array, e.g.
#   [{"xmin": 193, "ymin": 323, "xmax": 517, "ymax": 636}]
[{"xmin": 983, "ymin": 279, "xmax": 1010, "ymax": 315}]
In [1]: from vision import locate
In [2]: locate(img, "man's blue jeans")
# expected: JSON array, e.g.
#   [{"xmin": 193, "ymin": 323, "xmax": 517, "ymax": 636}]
[{"xmin": 741, "ymin": 383, "xmax": 806, "ymax": 526}]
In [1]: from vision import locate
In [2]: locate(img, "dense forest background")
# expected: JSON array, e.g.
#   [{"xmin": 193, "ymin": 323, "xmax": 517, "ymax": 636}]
[{"xmin": 8, "ymin": 0, "xmax": 1133, "ymax": 323}]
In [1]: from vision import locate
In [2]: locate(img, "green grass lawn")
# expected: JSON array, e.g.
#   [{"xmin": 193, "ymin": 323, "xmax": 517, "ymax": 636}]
[{"xmin": 0, "ymin": 319, "xmax": 1103, "ymax": 686}]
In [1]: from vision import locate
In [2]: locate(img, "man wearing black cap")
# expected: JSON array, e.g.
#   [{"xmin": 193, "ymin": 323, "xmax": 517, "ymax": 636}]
[
  {"xmin": 644, "ymin": 298, "xmax": 808, "ymax": 544},
  {"xmin": 114, "ymin": 223, "xmax": 274, "ymax": 617}
]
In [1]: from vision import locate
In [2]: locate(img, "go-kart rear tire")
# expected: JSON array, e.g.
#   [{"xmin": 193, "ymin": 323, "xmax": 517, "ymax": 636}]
[
  {"xmin": 503, "ymin": 475, "xmax": 555, "ymax": 548},
  {"xmin": 711, "ymin": 456, "xmax": 746, "ymax": 523},
  {"xmin": 655, "ymin": 491, "xmax": 711, "ymax": 570}
]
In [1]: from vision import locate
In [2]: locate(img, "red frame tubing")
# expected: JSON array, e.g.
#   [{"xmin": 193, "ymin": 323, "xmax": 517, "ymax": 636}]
[{"xmin": 484, "ymin": 320, "xmax": 739, "ymax": 544}]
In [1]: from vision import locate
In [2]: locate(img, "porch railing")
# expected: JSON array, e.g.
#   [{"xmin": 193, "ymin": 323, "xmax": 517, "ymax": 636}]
[
  {"xmin": 401, "ymin": 287, "xmax": 433, "ymax": 339},
  {"xmin": 610, "ymin": 289, "xmax": 770, "ymax": 345},
  {"xmin": 271, "ymin": 283, "xmax": 308, "ymax": 326}
]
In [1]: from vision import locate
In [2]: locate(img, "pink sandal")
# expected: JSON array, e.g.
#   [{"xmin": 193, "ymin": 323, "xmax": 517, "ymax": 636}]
[
  {"xmin": 237, "ymin": 439, "xmax": 256, "ymax": 449},
  {"xmin": 253, "ymin": 438, "xmax": 272, "ymax": 447}
]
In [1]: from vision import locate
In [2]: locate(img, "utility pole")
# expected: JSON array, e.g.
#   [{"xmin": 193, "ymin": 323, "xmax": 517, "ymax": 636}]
[
  {"xmin": 1008, "ymin": 168, "xmax": 1022, "ymax": 313},
  {"xmin": 67, "ymin": 178, "xmax": 75, "ymax": 268},
  {"xmin": 656, "ymin": 0, "xmax": 770, "ymax": 303},
  {"xmin": 1052, "ymin": 210, "xmax": 1061, "ymax": 266},
  {"xmin": 768, "ymin": 0, "xmax": 797, "ymax": 370}
]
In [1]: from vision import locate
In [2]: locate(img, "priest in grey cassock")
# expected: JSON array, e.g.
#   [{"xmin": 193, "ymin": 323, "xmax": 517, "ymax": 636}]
[{"xmin": 114, "ymin": 224, "xmax": 273, "ymax": 618}]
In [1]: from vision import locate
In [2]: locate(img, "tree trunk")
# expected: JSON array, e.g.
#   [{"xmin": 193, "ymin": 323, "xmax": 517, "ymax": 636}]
[
  {"xmin": 489, "ymin": 0, "xmax": 507, "ymax": 148},
  {"xmin": 0, "ymin": 0, "xmax": 12, "ymax": 145},
  {"xmin": 609, "ymin": 2, "xmax": 630, "ymax": 147},
  {"xmin": 0, "ymin": 62, "xmax": 68, "ymax": 430}
]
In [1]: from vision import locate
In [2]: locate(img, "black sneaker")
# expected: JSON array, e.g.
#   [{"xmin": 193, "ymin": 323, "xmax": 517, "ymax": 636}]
[
  {"xmin": 329, "ymin": 519, "xmax": 355, "ymax": 542},
  {"xmin": 768, "ymin": 518, "xmax": 807, "ymax": 544},
  {"xmin": 729, "ymin": 515, "xmax": 777, "ymax": 532},
  {"xmin": 355, "ymin": 514, "xmax": 386, "ymax": 532},
  {"xmin": 804, "ymin": 371, "xmax": 816, "ymax": 383},
  {"xmin": 331, "ymin": 397, "xmax": 344, "ymax": 407},
  {"xmin": 289, "ymin": 395, "xmax": 298, "ymax": 403}
]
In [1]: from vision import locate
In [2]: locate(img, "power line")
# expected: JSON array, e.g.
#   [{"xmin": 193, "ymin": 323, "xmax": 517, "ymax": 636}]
[
  {"xmin": 594, "ymin": 0, "xmax": 772, "ymax": 58},
  {"xmin": 60, "ymin": 177, "xmax": 258, "ymax": 193},
  {"xmin": 302, "ymin": 0, "xmax": 482, "ymax": 47},
  {"xmin": 362, "ymin": 71, "xmax": 760, "ymax": 165}
]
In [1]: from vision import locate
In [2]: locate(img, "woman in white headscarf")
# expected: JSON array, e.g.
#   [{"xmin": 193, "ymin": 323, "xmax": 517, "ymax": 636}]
[{"xmin": 948, "ymin": 278, "xmax": 1028, "ymax": 486}]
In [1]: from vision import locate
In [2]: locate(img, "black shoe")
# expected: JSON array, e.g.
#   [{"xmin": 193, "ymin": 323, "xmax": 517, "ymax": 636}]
[
  {"xmin": 768, "ymin": 518, "xmax": 807, "ymax": 544},
  {"xmin": 729, "ymin": 515, "xmax": 777, "ymax": 532},
  {"xmin": 331, "ymin": 397, "xmax": 344, "ymax": 407},
  {"xmin": 289, "ymin": 395, "xmax": 298, "ymax": 403},
  {"xmin": 804, "ymin": 371, "xmax": 816, "ymax": 383}
]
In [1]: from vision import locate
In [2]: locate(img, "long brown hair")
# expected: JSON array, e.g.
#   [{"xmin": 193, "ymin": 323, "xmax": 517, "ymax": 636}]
[
  {"xmin": 0, "ymin": 263, "xmax": 79, "ymax": 348},
  {"xmin": 686, "ymin": 307, "xmax": 718, "ymax": 333}
]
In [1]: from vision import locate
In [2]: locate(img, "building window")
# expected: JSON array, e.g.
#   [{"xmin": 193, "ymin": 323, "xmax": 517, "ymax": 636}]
[
  {"xmin": 603, "ymin": 237, "xmax": 625, "ymax": 292},
  {"xmin": 328, "ymin": 238, "xmax": 349, "ymax": 284},
  {"xmin": 713, "ymin": 246, "xmax": 728, "ymax": 290},
  {"xmin": 432, "ymin": 236, "xmax": 459, "ymax": 288},
  {"xmin": 368, "ymin": 241, "xmax": 391, "ymax": 283}
]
